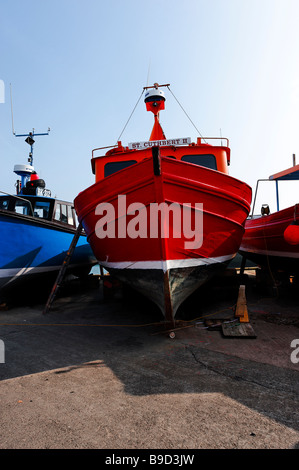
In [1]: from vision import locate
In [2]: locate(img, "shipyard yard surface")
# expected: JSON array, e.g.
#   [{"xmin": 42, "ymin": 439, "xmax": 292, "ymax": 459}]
[{"xmin": 0, "ymin": 271, "xmax": 298, "ymax": 450}]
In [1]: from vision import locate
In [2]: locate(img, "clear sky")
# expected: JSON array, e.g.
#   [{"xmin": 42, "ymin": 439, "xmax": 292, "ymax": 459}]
[{"xmin": 1, "ymin": 0, "xmax": 299, "ymax": 212}]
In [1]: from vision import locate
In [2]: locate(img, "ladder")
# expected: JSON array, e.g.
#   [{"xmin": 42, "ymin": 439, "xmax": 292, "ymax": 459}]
[{"xmin": 43, "ymin": 222, "xmax": 83, "ymax": 314}]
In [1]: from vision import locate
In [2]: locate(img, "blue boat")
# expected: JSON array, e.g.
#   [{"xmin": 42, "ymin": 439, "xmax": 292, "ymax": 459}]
[{"xmin": 0, "ymin": 129, "xmax": 97, "ymax": 300}]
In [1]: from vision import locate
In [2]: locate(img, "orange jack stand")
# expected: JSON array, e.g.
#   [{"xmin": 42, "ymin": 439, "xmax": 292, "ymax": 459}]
[{"xmin": 235, "ymin": 285, "xmax": 249, "ymax": 323}]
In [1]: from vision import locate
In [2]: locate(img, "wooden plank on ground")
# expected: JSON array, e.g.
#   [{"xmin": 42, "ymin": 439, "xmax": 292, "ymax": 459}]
[{"xmin": 222, "ymin": 321, "xmax": 257, "ymax": 338}]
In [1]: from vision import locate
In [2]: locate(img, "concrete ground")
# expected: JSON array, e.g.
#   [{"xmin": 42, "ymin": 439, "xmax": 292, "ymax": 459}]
[{"xmin": 0, "ymin": 271, "xmax": 298, "ymax": 450}]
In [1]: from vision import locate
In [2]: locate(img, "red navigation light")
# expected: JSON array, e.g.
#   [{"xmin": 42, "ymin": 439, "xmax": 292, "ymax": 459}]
[
  {"xmin": 284, "ymin": 223, "xmax": 299, "ymax": 245},
  {"xmin": 30, "ymin": 171, "xmax": 39, "ymax": 181}
]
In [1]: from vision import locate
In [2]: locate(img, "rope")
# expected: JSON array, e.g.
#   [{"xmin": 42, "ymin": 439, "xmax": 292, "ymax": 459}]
[
  {"xmin": 167, "ymin": 86, "xmax": 206, "ymax": 142},
  {"xmin": 116, "ymin": 88, "xmax": 145, "ymax": 143},
  {"xmin": 0, "ymin": 305, "xmax": 236, "ymax": 329}
]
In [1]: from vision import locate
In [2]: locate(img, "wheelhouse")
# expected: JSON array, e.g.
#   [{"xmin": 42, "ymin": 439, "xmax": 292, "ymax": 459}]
[
  {"xmin": 91, "ymin": 137, "xmax": 231, "ymax": 184},
  {"xmin": 0, "ymin": 194, "xmax": 77, "ymax": 228}
]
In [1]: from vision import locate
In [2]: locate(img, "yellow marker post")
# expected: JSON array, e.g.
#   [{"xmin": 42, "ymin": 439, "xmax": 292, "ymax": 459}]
[{"xmin": 235, "ymin": 285, "xmax": 249, "ymax": 323}]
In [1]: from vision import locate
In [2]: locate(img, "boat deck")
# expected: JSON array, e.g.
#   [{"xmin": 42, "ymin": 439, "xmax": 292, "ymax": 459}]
[{"xmin": 0, "ymin": 270, "xmax": 298, "ymax": 449}]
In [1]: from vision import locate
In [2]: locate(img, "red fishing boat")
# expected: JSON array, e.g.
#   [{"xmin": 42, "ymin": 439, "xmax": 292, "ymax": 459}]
[
  {"xmin": 74, "ymin": 84, "xmax": 252, "ymax": 324},
  {"xmin": 239, "ymin": 162, "xmax": 299, "ymax": 275}
]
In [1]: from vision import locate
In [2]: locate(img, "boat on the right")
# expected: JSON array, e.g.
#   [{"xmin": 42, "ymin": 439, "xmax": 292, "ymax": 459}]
[{"xmin": 239, "ymin": 159, "xmax": 299, "ymax": 276}]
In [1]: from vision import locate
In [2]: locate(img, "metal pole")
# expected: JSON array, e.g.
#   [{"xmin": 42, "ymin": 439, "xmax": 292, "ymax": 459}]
[{"xmin": 250, "ymin": 180, "xmax": 260, "ymax": 217}]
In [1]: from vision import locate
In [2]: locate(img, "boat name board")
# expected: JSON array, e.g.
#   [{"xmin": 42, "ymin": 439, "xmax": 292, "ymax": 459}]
[{"xmin": 128, "ymin": 137, "xmax": 191, "ymax": 150}]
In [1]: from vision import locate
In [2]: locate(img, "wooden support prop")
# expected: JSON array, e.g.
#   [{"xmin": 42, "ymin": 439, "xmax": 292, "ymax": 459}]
[
  {"xmin": 235, "ymin": 285, "xmax": 249, "ymax": 323},
  {"xmin": 240, "ymin": 256, "xmax": 246, "ymax": 276},
  {"xmin": 221, "ymin": 285, "xmax": 256, "ymax": 337}
]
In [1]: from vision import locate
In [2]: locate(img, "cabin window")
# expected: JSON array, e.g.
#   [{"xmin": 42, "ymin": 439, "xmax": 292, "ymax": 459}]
[
  {"xmin": 181, "ymin": 154, "xmax": 217, "ymax": 170},
  {"xmin": 0, "ymin": 198, "xmax": 9, "ymax": 210},
  {"xmin": 54, "ymin": 203, "xmax": 74, "ymax": 225},
  {"xmin": 14, "ymin": 200, "xmax": 32, "ymax": 216},
  {"xmin": 67, "ymin": 205, "xmax": 74, "ymax": 225},
  {"xmin": 54, "ymin": 204, "xmax": 61, "ymax": 221},
  {"xmin": 104, "ymin": 160, "xmax": 137, "ymax": 177},
  {"xmin": 61, "ymin": 205, "xmax": 68, "ymax": 223},
  {"xmin": 33, "ymin": 200, "xmax": 51, "ymax": 219}
]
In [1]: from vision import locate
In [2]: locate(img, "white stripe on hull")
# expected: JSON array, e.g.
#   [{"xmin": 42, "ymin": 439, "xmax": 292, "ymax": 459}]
[
  {"xmin": 0, "ymin": 263, "xmax": 90, "ymax": 287},
  {"xmin": 0, "ymin": 265, "xmax": 59, "ymax": 280},
  {"xmin": 240, "ymin": 248, "xmax": 299, "ymax": 259},
  {"xmin": 99, "ymin": 253, "xmax": 236, "ymax": 272}
]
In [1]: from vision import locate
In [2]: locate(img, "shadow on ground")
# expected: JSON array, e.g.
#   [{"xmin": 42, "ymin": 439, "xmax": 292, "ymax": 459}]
[{"xmin": 0, "ymin": 271, "xmax": 298, "ymax": 435}]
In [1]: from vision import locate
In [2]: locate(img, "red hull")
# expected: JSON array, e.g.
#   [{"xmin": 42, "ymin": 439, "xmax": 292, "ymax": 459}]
[
  {"xmin": 239, "ymin": 205, "xmax": 299, "ymax": 274},
  {"xmin": 75, "ymin": 156, "xmax": 251, "ymax": 320}
]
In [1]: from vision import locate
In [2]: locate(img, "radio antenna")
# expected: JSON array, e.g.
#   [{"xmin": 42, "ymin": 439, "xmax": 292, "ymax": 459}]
[
  {"xmin": 10, "ymin": 83, "xmax": 15, "ymax": 135},
  {"xmin": 146, "ymin": 59, "xmax": 151, "ymax": 87},
  {"xmin": 9, "ymin": 84, "xmax": 50, "ymax": 167}
]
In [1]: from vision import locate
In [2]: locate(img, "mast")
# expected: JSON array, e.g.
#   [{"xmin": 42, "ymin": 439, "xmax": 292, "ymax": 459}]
[
  {"xmin": 13, "ymin": 128, "xmax": 50, "ymax": 193},
  {"xmin": 14, "ymin": 128, "xmax": 50, "ymax": 168}
]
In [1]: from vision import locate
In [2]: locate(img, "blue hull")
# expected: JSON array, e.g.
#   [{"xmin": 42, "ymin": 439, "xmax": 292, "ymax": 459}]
[{"xmin": 0, "ymin": 212, "xmax": 97, "ymax": 292}]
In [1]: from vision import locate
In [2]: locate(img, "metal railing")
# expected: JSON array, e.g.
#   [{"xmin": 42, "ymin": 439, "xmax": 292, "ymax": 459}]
[
  {"xmin": 91, "ymin": 136, "xmax": 230, "ymax": 160},
  {"xmin": 0, "ymin": 190, "xmax": 34, "ymax": 216}
]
